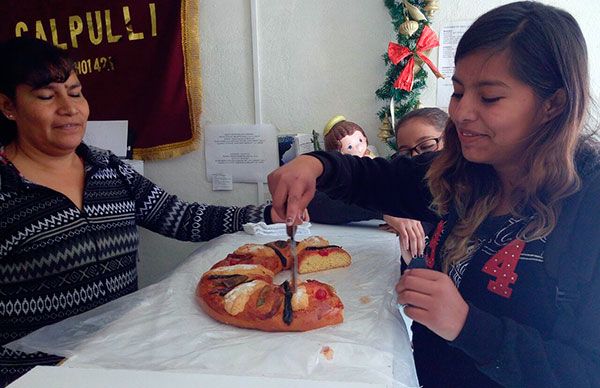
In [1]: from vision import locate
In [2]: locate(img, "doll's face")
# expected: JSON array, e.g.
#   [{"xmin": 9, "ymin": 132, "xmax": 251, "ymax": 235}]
[{"xmin": 339, "ymin": 131, "xmax": 368, "ymax": 157}]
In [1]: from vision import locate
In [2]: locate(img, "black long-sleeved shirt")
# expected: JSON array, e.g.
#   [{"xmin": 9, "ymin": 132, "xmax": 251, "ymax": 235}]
[
  {"xmin": 310, "ymin": 144, "xmax": 600, "ymax": 388},
  {"xmin": 307, "ymin": 190, "xmax": 382, "ymax": 224}
]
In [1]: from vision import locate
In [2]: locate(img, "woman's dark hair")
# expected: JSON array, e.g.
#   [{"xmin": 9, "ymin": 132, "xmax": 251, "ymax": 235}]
[
  {"xmin": 394, "ymin": 107, "xmax": 448, "ymax": 135},
  {"xmin": 426, "ymin": 1, "xmax": 590, "ymax": 271},
  {"xmin": 0, "ymin": 37, "xmax": 74, "ymax": 145}
]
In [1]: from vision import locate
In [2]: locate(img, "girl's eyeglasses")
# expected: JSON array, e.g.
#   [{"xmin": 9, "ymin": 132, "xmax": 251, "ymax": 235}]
[{"xmin": 396, "ymin": 137, "xmax": 441, "ymax": 157}]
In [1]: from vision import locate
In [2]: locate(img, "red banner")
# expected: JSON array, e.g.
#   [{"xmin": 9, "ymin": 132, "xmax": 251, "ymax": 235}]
[{"xmin": 0, "ymin": 0, "xmax": 201, "ymax": 160}]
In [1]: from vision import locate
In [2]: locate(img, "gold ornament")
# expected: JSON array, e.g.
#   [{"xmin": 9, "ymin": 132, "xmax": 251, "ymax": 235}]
[
  {"xmin": 378, "ymin": 113, "xmax": 394, "ymax": 142},
  {"xmin": 402, "ymin": 0, "xmax": 427, "ymax": 21},
  {"xmin": 424, "ymin": 0, "xmax": 440, "ymax": 17},
  {"xmin": 399, "ymin": 19, "xmax": 419, "ymax": 36},
  {"xmin": 412, "ymin": 49, "xmax": 432, "ymax": 76},
  {"xmin": 424, "ymin": 5, "xmax": 439, "ymax": 15}
]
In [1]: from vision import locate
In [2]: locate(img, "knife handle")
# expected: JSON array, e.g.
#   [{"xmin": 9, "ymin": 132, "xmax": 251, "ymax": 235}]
[{"xmin": 286, "ymin": 225, "xmax": 297, "ymax": 240}]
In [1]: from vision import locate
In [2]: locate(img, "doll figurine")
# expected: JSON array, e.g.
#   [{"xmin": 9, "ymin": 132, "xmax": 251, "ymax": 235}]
[{"xmin": 323, "ymin": 115, "xmax": 376, "ymax": 158}]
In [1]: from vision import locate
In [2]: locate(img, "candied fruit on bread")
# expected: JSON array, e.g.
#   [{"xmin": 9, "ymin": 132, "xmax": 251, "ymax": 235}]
[{"xmin": 196, "ymin": 236, "xmax": 350, "ymax": 331}]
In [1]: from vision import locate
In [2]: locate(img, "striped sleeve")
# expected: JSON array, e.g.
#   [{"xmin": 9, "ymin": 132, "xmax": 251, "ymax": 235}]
[{"xmin": 115, "ymin": 157, "xmax": 266, "ymax": 241}]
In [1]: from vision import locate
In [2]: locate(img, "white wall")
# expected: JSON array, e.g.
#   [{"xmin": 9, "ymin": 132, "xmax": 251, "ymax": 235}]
[{"xmin": 137, "ymin": 0, "xmax": 600, "ymax": 287}]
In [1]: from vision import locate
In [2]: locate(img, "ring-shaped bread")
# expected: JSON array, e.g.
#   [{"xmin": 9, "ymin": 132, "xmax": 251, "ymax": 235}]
[{"xmin": 196, "ymin": 237, "xmax": 351, "ymax": 332}]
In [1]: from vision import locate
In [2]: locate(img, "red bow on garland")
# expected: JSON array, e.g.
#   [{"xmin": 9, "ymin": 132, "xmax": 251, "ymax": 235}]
[{"xmin": 388, "ymin": 25, "xmax": 444, "ymax": 91}]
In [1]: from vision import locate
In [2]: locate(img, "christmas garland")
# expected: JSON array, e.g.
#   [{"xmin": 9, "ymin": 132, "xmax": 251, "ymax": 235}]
[{"xmin": 376, "ymin": 0, "xmax": 442, "ymax": 151}]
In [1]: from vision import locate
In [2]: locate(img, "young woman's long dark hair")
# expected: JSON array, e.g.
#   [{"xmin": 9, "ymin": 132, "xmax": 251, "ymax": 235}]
[{"xmin": 426, "ymin": 1, "xmax": 589, "ymax": 271}]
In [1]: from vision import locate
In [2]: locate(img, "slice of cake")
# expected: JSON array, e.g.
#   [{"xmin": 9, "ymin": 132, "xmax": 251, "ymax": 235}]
[{"xmin": 297, "ymin": 238, "xmax": 351, "ymax": 274}]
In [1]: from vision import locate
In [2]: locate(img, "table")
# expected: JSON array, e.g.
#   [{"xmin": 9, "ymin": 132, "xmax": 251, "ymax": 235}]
[
  {"xmin": 10, "ymin": 366, "xmax": 386, "ymax": 388},
  {"xmin": 8, "ymin": 223, "xmax": 419, "ymax": 387}
]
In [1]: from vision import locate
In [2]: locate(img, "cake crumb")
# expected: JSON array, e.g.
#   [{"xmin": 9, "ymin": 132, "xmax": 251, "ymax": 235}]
[
  {"xmin": 360, "ymin": 296, "xmax": 372, "ymax": 304},
  {"xmin": 321, "ymin": 345, "xmax": 334, "ymax": 360}
]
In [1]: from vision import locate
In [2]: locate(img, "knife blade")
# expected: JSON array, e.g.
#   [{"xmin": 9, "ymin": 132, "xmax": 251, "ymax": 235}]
[{"xmin": 286, "ymin": 224, "xmax": 298, "ymax": 294}]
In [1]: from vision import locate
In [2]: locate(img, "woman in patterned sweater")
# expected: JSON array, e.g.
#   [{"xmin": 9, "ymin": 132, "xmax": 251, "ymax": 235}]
[
  {"xmin": 268, "ymin": 2, "xmax": 599, "ymax": 387},
  {"xmin": 0, "ymin": 37, "xmax": 283, "ymax": 386}
]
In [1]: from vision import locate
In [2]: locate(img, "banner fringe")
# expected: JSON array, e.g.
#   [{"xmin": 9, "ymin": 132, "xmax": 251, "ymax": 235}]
[
  {"xmin": 132, "ymin": 0, "xmax": 202, "ymax": 160},
  {"xmin": 132, "ymin": 138, "xmax": 199, "ymax": 160}
]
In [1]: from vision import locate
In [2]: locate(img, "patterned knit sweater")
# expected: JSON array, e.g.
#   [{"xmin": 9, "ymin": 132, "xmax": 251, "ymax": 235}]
[{"xmin": 0, "ymin": 144, "xmax": 267, "ymax": 386}]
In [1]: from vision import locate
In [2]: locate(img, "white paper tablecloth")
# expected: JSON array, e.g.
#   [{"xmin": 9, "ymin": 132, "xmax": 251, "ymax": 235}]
[{"xmin": 8, "ymin": 223, "xmax": 419, "ymax": 388}]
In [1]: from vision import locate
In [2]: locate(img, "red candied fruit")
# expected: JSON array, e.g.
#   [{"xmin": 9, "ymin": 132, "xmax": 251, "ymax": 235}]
[{"xmin": 315, "ymin": 288, "xmax": 328, "ymax": 300}]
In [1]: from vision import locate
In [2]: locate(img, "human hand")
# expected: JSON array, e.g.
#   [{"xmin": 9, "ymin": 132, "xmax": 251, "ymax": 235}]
[
  {"xmin": 267, "ymin": 155, "xmax": 323, "ymax": 225},
  {"xmin": 396, "ymin": 269, "xmax": 469, "ymax": 341},
  {"xmin": 270, "ymin": 207, "xmax": 310, "ymax": 224},
  {"xmin": 381, "ymin": 215, "xmax": 425, "ymax": 257}
]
